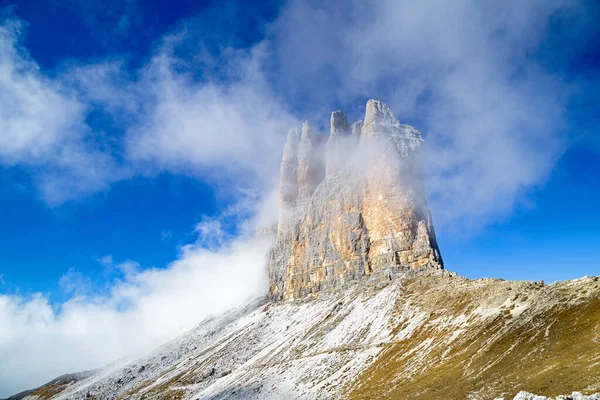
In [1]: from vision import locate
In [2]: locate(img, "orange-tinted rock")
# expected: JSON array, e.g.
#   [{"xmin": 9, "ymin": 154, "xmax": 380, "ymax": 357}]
[{"xmin": 268, "ymin": 100, "xmax": 443, "ymax": 302}]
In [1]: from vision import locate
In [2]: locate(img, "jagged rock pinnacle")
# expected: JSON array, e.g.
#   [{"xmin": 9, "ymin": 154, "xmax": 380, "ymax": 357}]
[
  {"xmin": 300, "ymin": 120, "xmax": 313, "ymax": 139},
  {"xmin": 297, "ymin": 121, "xmax": 324, "ymax": 201},
  {"xmin": 364, "ymin": 99, "xmax": 399, "ymax": 126},
  {"xmin": 351, "ymin": 120, "xmax": 363, "ymax": 138},
  {"xmin": 325, "ymin": 111, "xmax": 355, "ymax": 177},
  {"xmin": 330, "ymin": 110, "xmax": 349, "ymax": 137},
  {"xmin": 279, "ymin": 127, "xmax": 300, "ymax": 209}
]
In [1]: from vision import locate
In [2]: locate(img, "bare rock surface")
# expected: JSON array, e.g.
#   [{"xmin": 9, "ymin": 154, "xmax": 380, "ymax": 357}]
[{"xmin": 268, "ymin": 99, "xmax": 443, "ymax": 302}]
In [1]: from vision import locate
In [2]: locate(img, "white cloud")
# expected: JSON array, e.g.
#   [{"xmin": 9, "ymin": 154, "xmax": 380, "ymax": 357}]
[
  {"xmin": 0, "ymin": 232, "xmax": 271, "ymax": 397},
  {"xmin": 2, "ymin": 0, "xmax": 578, "ymax": 226},
  {"xmin": 0, "ymin": 18, "xmax": 121, "ymax": 205},
  {"xmin": 0, "ymin": 21, "xmax": 288, "ymax": 395},
  {"xmin": 58, "ymin": 268, "xmax": 93, "ymax": 296},
  {"xmin": 267, "ymin": 0, "xmax": 577, "ymax": 231},
  {"xmin": 0, "ymin": 185, "xmax": 275, "ymax": 397},
  {"xmin": 122, "ymin": 42, "xmax": 297, "ymax": 190},
  {"xmin": 0, "ymin": 17, "xmax": 295, "ymax": 205},
  {"xmin": 194, "ymin": 216, "xmax": 227, "ymax": 250},
  {"xmin": 0, "ymin": 20, "xmax": 80, "ymax": 164}
]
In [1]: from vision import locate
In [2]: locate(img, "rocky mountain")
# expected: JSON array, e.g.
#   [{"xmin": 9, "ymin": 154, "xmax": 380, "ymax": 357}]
[
  {"xmin": 8, "ymin": 100, "xmax": 600, "ymax": 400},
  {"xmin": 268, "ymin": 100, "xmax": 443, "ymax": 302}
]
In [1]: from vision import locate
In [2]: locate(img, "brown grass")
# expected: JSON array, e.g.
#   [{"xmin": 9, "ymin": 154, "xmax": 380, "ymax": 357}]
[{"xmin": 349, "ymin": 279, "xmax": 600, "ymax": 399}]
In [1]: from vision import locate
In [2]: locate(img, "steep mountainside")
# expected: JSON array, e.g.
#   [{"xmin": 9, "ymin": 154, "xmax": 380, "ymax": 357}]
[{"xmin": 16, "ymin": 274, "xmax": 600, "ymax": 400}]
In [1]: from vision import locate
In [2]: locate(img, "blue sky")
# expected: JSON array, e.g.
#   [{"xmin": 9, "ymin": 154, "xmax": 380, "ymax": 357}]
[
  {"xmin": 0, "ymin": 0, "xmax": 282, "ymax": 294},
  {"xmin": 0, "ymin": 0, "xmax": 599, "ymax": 395}
]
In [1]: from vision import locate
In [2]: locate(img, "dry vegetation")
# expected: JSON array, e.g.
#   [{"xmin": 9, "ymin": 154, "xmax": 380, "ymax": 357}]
[{"xmin": 349, "ymin": 276, "xmax": 600, "ymax": 399}]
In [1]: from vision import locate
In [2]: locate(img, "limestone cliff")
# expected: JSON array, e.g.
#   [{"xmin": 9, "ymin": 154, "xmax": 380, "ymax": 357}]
[{"xmin": 268, "ymin": 99, "xmax": 443, "ymax": 302}]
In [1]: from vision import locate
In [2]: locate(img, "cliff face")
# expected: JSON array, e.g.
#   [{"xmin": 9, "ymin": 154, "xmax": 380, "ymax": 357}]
[{"xmin": 268, "ymin": 100, "xmax": 443, "ymax": 302}]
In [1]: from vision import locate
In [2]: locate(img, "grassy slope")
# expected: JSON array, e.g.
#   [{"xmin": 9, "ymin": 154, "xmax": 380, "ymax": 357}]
[
  {"xmin": 348, "ymin": 275, "xmax": 600, "ymax": 399},
  {"xmin": 4, "ymin": 373, "xmax": 94, "ymax": 400},
  {"xmin": 13, "ymin": 275, "xmax": 600, "ymax": 400}
]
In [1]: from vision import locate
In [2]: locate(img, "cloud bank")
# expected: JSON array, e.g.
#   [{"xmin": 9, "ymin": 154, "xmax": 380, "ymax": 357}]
[
  {"xmin": 0, "ymin": 229, "xmax": 272, "ymax": 396},
  {"xmin": 0, "ymin": 0, "xmax": 593, "ymax": 396},
  {"xmin": 267, "ymin": 0, "xmax": 576, "ymax": 230}
]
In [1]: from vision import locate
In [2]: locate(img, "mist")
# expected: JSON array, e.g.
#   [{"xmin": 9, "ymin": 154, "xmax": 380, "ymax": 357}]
[
  {"xmin": 0, "ymin": 239, "xmax": 273, "ymax": 395},
  {"xmin": 267, "ymin": 0, "xmax": 579, "ymax": 231}
]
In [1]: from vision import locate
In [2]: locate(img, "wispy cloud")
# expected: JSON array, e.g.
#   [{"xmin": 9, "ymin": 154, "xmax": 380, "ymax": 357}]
[
  {"xmin": 160, "ymin": 230, "xmax": 172, "ymax": 241},
  {"xmin": 0, "ymin": 219, "xmax": 271, "ymax": 397},
  {"xmin": 98, "ymin": 255, "xmax": 114, "ymax": 268},
  {"xmin": 1, "ymin": 1, "xmax": 583, "ymax": 227},
  {"xmin": 58, "ymin": 268, "xmax": 93, "ymax": 296},
  {"xmin": 0, "ymin": 17, "xmax": 123, "ymax": 205},
  {"xmin": 0, "ymin": 12, "xmax": 295, "ymax": 205}
]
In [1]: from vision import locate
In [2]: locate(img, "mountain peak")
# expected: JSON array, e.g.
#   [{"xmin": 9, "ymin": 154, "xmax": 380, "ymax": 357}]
[
  {"xmin": 268, "ymin": 100, "xmax": 443, "ymax": 302},
  {"xmin": 364, "ymin": 99, "xmax": 399, "ymax": 126},
  {"xmin": 300, "ymin": 120, "xmax": 313, "ymax": 139},
  {"xmin": 330, "ymin": 110, "xmax": 349, "ymax": 137}
]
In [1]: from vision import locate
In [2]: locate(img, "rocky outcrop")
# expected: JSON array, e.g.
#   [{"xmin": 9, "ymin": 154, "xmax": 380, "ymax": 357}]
[
  {"xmin": 296, "ymin": 122, "xmax": 325, "ymax": 203},
  {"xmin": 268, "ymin": 99, "xmax": 443, "ymax": 302}
]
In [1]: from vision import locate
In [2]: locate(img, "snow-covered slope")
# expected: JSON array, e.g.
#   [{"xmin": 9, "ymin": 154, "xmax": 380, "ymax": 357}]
[
  {"xmin": 18, "ymin": 273, "xmax": 600, "ymax": 400},
  {"xmin": 47, "ymin": 281, "xmax": 402, "ymax": 400}
]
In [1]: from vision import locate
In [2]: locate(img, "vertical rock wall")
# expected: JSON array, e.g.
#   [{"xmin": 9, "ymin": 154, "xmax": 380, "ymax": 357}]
[{"xmin": 268, "ymin": 100, "xmax": 443, "ymax": 302}]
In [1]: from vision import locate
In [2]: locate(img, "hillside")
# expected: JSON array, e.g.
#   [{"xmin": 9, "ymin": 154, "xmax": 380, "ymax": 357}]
[{"xmin": 13, "ymin": 272, "xmax": 600, "ymax": 400}]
